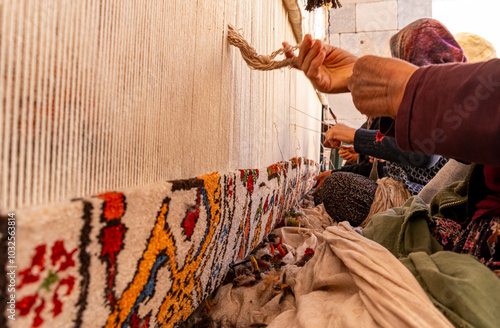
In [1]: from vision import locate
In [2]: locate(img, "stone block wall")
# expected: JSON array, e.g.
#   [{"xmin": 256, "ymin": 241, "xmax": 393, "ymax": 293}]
[{"xmin": 326, "ymin": 0, "xmax": 432, "ymax": 125}]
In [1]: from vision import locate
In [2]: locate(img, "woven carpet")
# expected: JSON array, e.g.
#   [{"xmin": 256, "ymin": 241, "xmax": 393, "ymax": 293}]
[{"xmin": 1, "ymin": 157, "xmax": 318, "ymax": 328}]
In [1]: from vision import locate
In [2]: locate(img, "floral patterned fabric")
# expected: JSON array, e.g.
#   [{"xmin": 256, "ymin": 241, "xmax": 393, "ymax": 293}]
[
  {"xmin": 453, "ymin": 217, "xmax": 500, "ymax": 273},
  {"xmin": 431, "ymin": 216, "xmax": 500, "ymax": 273},
  {"xmin": 313, "ymin": 172, "xmax": 378, "ymax": 226},
  {"xmin": 429, "ymin": 217, "xmax": 462, "ymax": 251}
]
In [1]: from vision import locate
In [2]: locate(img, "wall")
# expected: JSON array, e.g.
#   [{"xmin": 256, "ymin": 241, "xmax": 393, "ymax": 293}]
[
  {"xmin": 0, "ymin": 0, "xmax": 323, "ymax": 210},
  {"xmin": 325, "ymin": 0, "xmax": 432, "ymax": 126},
  {"xmin": 433, "ymin": 0, "xmax": 500, "ymax": 52}
]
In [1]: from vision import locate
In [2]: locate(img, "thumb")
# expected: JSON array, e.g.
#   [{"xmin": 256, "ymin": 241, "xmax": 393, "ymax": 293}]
[
  {"xmin": 282, "ymin": 42, "xmax": 295, "ymax": 58},
  {"xmin": 283, "ymin": 42, "xmax": 299, "ymax": 69}
]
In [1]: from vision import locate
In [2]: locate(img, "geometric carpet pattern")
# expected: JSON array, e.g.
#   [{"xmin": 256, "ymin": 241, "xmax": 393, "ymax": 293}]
[{"xmin": 1, "ymin": 157, "xmax": 318, "ymax": 328}]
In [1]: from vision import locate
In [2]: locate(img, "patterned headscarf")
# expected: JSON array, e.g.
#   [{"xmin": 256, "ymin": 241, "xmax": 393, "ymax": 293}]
[
  {"xmin": 314, "ymin": 172, "xmax": 378, "ymax": 226},
  {"xmin": 384, "ymin": 19, "xmax": 467, "ymax": 196},
  {"xmin": 390, "ymin": 18, "xmax": 467, "ymax": 66}
]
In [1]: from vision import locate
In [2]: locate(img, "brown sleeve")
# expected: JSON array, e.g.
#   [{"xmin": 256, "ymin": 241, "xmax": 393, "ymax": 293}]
[{"xmin": 395, "ymin": 59, "xmax": 500, "ymax": 166}]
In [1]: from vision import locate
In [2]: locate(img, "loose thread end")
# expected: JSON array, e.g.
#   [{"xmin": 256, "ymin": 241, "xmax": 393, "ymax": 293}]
[{"xmin": 227, "ymin": 24, "xmax": 298, "ymax": 71}]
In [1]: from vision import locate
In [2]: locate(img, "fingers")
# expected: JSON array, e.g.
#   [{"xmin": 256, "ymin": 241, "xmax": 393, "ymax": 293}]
[
  {"xmin": 345, "ymin": 154, "xmax": 358, "ymax": 162},
  {"xmin": 339, "ymin": 145, "xmax": 358, "ymax": 162},
  {"xmin": 339, "ymin": 148, "xmax": 352, "ymax": 156},
  {"xmin": 325, "ymin": 130, "xmax": 341, "ymax": 148},
  {"xmin": 338, "ymin": 150, "xmax": 348, "ymax": 159},
  {"xmin": 303, "ymin": 40, "xmax": 323, "ymax": 78},
  {"xmin": 314, "ymin": 170, "xmax": 332, "ymax": 191},
  {"xmin": 282, "ymin": 42, "xmax": 295, "ymax": 58},
  {"xmin": 325, "ymin": 125, "xmax": 338, "ymax": 147},
  {"xmin": 308, "ymin": 51, "xmax": 326, "ymax": 87},
  {"xmin": 324, "ymin": 139, "xmax": 341, "ymax": 149},
  {"xmin": 296, "ymin": 35, "xmax": 327, "ymax": 84},
  {"xmin": 283, "ymin": 42, "xmax": 299, "ymax": 69},
  {"xmin": 341, "ymin": 145, "xmax": 355, "ymax": 152},
  {"xmin": 316, "ymin": 179, "xmax": 326, "ymax": 190},
  {"xmin": 329, "ymin": 123, "xmax": 355, "ymax": 144},
  {"xmin": 296, "ymin": 34, "xmax": 313, "ymax": 70},
  {"xmin": 325, "ymin": 124, "xmax": 348, "ymax": 148},
  {"xmin": 314, "ymin": 170, "xmax": 332, "ymax": 180},
  {"xmin": 339, "ymin": 149, "xmax": 357, "ymax": 162}
]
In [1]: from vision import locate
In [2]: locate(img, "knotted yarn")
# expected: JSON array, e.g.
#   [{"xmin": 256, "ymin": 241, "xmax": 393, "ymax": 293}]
[{"xmin": 227, "ymin": 24, "xmax": 298, "ymax": 71}]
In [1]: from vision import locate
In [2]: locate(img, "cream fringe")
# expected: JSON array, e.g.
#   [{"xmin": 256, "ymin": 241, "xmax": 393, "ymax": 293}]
[{"xmin": 360, "ymin": 177, "xmax": 412, "ymax": 228}]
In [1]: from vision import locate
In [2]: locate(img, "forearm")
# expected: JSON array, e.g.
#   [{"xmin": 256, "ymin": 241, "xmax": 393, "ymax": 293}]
[
  {"xmin": 395, "ymin": 59, "xmax": 500, "ymax": 166},
  {"xmin": 354, "ymin": 129, "xmax": 440, "ymax": 168}
]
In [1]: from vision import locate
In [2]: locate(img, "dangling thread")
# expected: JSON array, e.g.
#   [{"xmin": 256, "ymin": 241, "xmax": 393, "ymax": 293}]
[
  {"xmin": 293, "ymin": 122, "xmax": 301, "ymax": 159},
  {"xmin": 291, "ymin": 123, "xmax": 326, "ymax": 136},
  {"xmin": 273, "ymin": 122, "xmax": 285, "ymax": 164},
  {"xmin": 228, "ymin": 24, "xmax": 298, "ymax": 71}
]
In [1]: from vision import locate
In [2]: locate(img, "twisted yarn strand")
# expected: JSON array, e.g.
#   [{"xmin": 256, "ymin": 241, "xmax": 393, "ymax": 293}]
[{"xmin": 228, "ymin": 24, "xmax": 298, "ymax": 71}]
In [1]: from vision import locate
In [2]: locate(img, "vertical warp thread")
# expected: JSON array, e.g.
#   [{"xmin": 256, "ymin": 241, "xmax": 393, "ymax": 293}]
[
  {"xmin": 114, "ymin": 0, "xmax": 124, "ymax": 190},
  {"xmin": 0, "ymin": 2, "xmax": 13, "ymax": 208},
  {"xmin": 0, "ymin": 0, "xmax": 325, "ymax": 211},
  {"xmin": 0, "ymin": 4, "xmax": 6, "ymax": 207},
  {"xmin": 66, "ymin": 0, "xmax": 77, "ymax": 202},
  {"xmin": 10, "ymin": 2, "xmax": 23, "ymax": 208},
  {"xmin": 19, "ymin": 0, "xmax": 32, "ymax": 207},
  {"xmin": 51, "ymin": 0, "xmax": 66, "ymax": 202}
]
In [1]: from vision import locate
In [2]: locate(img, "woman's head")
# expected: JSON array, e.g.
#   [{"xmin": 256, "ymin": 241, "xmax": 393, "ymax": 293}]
[
  {"xmin": 314, "ymin": 172, "xmax": 378, "ymax": 226},
  {"xmin": 455, "ymin": 32, "xmax": 497, "ymax": 63},
  {"xmin": 390, "ymin": 18, "xmax": 467, "ymax": 66}
]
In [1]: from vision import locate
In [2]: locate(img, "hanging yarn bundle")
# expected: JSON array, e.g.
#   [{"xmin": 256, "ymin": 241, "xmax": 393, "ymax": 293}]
[
  {"xmin": 227, "ymin": 24, "xmax": 298, "ymax": 71},
  {"xmin": 306, "ymin": 0, "xmax": 342, "ymax": 11}
]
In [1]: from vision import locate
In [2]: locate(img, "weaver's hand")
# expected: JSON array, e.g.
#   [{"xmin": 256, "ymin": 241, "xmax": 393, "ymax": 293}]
[
  {"xmin": 339, "ymin": 145, "xmax": 358, "ymax": 163},
  {"xmin": 324, "ymin": 123, "xmax": 356, "ymax": 149},
  {"xmin": 283, "ymin": 34, "xmax": 357, "ymax": 93},
  {"xmin": 369, "ymin": 156, "xmax": 386, "ymax": 163},
  {"xmin": 314, "ymin": 170, "xmax": 332, "ymax": 191},
  {"xmin": 348, "ymin": 55, "xmax": 418, "ymax": 118}
]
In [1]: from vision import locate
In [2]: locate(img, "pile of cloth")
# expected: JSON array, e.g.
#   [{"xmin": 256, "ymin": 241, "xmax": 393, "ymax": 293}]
[{"xmin": 182, "ymin": 195, "xmax": 500, "ymax": 328}]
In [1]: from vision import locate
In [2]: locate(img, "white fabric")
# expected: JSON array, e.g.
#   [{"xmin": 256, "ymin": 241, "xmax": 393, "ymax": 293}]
[
  {"xmin": 200, "ymin": 206, "xmax": 453, "ymax": 328},
  {"xmin": 271, "ymin": 222, "xmax": 453, "ymax": 328}
]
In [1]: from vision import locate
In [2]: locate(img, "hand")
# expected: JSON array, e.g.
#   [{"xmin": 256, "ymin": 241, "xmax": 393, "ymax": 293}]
[
  {"xmin": 369, "ymin": 156, "xmax": 386, "ymax": 163},
  {"xmin": 339, "ymin": 145, "xmax": 358, "ymax": 162},
  {"xmin": 313, "ymin": 170, "xmax": 332, "ymax": 191},
  {"xmin": 283, "ymin": 34, "xmax": 358, "ymax": 93},
  {"xmin": 324, "ymin": 123, "xmax": 356, "ymax": 149},
  {"xmin": 348, "ymin": 55, "xmax": 418, "ymax": 118}
]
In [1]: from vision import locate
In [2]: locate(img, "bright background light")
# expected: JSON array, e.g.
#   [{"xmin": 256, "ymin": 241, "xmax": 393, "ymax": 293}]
[{"xmin": 433, "ymin": 0, "xmax": 500, "ymax": 53}]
